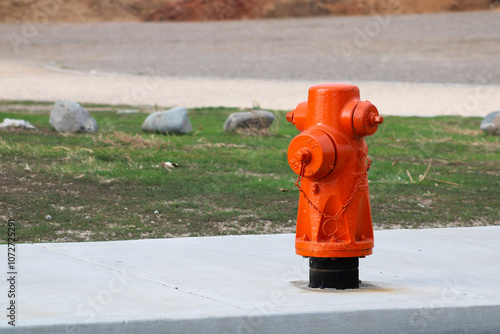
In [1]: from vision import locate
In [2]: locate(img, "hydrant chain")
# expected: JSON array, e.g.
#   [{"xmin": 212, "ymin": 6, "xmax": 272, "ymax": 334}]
[
  {"xmin": 294, "ymin": 162, "xmax": 332, "ymax": 218},
  {"xmin": 334, "ymin": 153, "xmax": 372, "ymax": 219},
  {"xmin": 293, "ymin": 153, "xmax": 372, "ymax": 221}
]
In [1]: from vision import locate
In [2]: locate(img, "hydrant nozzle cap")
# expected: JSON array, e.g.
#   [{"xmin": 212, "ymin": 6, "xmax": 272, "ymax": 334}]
[
  {"xmin": 352, "ymin": 101, "xmax": 382, "ymax": 137},
  {"xmin": 286, "ymin": 111, "xmax": 294, "ymax": 123}
]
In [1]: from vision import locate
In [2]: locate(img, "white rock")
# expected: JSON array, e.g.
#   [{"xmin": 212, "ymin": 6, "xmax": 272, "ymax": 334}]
[
  {"xmin": 223, "ymin": 110, "xmax": 274, "ymax": 132},
  {"xmin": 142, "ymin": 107, "xmax": 192, "ymax": 134},
  {"xmin": 0, "ymin": 118, "xmax": 36, "ymax": 130},
  {"xmin": 49, "ymin": 100, "xmax": 98, "ymax": 133},
  {"xmin": 480, "ymin": 111, "xmax": 500, "ymax": 135}
]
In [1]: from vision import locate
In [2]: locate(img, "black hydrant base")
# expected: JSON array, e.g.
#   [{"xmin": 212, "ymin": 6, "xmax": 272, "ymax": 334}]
[{"xmin": 309, "ymin": 257, "xmax": 359, "ymax": 289}]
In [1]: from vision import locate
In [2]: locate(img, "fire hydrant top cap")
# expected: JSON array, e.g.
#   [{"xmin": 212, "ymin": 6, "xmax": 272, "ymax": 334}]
[{"xmin": 310, "ymin": 83, "xmax": 359, "ymax": 90}]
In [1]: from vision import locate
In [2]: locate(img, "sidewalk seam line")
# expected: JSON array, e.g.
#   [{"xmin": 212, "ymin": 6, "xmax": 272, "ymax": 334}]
[{"xmin": 36, "ymin": 244, "xmax": 243, "ymax": 309}]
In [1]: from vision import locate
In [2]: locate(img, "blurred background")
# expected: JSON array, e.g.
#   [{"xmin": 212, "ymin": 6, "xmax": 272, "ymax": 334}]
[{"xmin": 0, "ymin": 0, "xmax": 499, "ymax": 110}]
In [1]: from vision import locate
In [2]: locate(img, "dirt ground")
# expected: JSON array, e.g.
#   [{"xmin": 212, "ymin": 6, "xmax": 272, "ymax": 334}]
[
  {"xmin": 0, "ymin": 0, "xmax": 499, "ymax": 22},
  {"xmin": 0, "ymin": 0, "xmax": 175, "ymax": 23},
  {"xmin": 144, "ymin": 0, "xmax": 500, "ymax": 21}
]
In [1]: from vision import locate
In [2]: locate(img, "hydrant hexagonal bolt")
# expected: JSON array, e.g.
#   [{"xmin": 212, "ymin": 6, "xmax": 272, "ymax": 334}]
[
  {"xmin": 286, "ymin": 83, "xmax": 383, "ymax": 290},
  {"xmin": 295, "ymin": 148, "xmax": 311, "ymax": 164}
]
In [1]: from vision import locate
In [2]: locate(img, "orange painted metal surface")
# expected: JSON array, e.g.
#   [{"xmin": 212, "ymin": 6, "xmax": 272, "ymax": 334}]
[{"xmin": 286, "ymin": 83, "xmax": 383, "ymax": 258}]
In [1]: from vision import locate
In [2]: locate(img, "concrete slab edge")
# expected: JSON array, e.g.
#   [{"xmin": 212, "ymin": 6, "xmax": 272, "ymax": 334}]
[{"xmin": 7, "ymin": 304, "xmax": 500, "ymax": 334}]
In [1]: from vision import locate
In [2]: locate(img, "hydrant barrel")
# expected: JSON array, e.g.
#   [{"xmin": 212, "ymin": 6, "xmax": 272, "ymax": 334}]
[{"xmin": 286, "ymin": 83, "xmax": 383, "ymax": 289}]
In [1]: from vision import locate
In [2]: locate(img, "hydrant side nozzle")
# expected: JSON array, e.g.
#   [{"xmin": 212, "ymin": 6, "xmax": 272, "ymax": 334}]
[
  {"xmin": 287, "ymin": 129, "xmax": 336, "ymax": 180},
  {"xmin": 352, "ymin": 101, "xmax": 382, "ymax": 137},
  {"xmin": 291, "ymin": 101, "xmax": 309, "ymax": 132},
  {"xmin": 340, "ymin": 99, "xmax": 360, "ymax": 135},
  {"xmin": 286, "ymin": 111, "xmax": 294, "ymax": 123}
]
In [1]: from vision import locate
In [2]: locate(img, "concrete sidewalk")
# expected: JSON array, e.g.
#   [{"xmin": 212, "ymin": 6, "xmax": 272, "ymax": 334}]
[
  {"xmin": 1, "ymin": 61, "xmax": 499, "ymax": 117},
  {"xmin": 2, "ymin": 226, "xmax": 500, "ymax": 333}
]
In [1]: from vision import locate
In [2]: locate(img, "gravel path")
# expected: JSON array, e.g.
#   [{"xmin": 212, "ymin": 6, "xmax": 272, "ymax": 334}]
[{"xmin": 1, "ymin": 11, "xmax": 499, "ymax": 84}]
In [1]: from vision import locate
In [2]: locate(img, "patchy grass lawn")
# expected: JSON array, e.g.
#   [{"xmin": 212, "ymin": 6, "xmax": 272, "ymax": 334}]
[{"xmin": 0, "ymin": 101, "xmax": 498, "ymax": 243}]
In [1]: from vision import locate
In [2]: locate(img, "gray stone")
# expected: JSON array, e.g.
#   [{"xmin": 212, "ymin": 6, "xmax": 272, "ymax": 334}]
[
  {"xmin": 0, "ymin": 118, "xmax": 36, "ymax": 130},
  {"xmin": 142, "ymin": 107, "xmax": 192, "ymax": 134},
  {"xmin": 223, "ymin": 110, "xmax": 274, "ymax": 132},
  {"xmin": 480, "ymin": 111, "xmax": 500, "ymax": 135},
  {"xmin": 49, "ymin": 100, "xmax": 97, "ymax": 133}
]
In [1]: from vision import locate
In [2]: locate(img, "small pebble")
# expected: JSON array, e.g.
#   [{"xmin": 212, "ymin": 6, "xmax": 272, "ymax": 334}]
[{"xmin": 46, "ymin": 215, "xmax": 52, "ymax": 221}]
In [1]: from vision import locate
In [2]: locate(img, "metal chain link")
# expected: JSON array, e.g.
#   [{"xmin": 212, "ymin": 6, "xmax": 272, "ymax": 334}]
[{"xmin": 293, "ymin": 153, "xmax": 372, "ymax": 220}]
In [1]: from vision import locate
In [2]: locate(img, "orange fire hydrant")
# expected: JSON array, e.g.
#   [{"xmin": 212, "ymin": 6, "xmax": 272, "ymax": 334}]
[{"xmin": 286, "ymin": 83, "xmax": 383, "ymax": 289}]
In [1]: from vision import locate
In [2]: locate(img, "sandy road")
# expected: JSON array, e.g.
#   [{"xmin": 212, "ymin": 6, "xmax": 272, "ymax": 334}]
[{"xmin": 0, "ymin": 11, "xmax": 499, "ymax": 115}]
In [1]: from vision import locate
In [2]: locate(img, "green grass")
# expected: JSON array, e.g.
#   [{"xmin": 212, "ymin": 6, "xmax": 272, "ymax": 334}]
[{"xmin": 0, "ymin": 101, "xmax": 498, "ymax": 243}]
